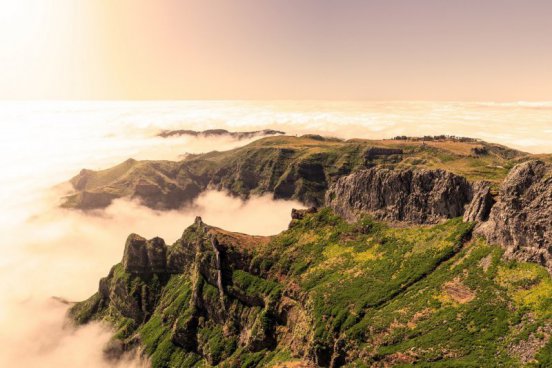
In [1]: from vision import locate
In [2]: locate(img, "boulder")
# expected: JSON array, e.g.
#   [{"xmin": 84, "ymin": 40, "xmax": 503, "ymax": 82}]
[{"xmin": 291, "ymin": 207, "xmax": 318, "ymax": 220}]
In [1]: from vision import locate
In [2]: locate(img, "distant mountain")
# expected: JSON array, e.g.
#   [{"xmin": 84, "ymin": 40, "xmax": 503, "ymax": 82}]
[
  {"xmin": 62, "ymin": 135, "xmax": 529, "ymax": 211},
  {"xmin": 157, "ymin": 128, "xmax": 285, "ymax": 139}
]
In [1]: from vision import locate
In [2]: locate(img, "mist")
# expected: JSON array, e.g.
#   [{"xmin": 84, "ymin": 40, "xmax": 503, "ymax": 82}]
[
  {"xmin": 0, "ymin": 100, "xmax": 550, "ymax": 367},
  {"xmin": 0, "ymin": 191, "xmax": 301, "ymax": 367},
  {"xmin": 0, "ymin": 111, "xmax": 302, "ymax": 367}
]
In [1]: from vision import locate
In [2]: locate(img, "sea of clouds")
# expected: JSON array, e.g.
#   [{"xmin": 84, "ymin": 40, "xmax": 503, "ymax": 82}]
[{"xmin": 0, "ymin": 100, "xmax": 550, "ymax": 367}]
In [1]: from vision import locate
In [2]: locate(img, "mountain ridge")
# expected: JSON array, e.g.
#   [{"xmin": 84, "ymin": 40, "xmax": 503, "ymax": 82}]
[
  {"xmin": 62, "ymin": 135, "xmax": 534, "ymax": 211},
  {"xmin": 71, "ymin": 210, "xmax": 552, "ymax": 367},
  {"xmin": 157, "ymin": 129, "xmax": 285, "ymax": 139}
]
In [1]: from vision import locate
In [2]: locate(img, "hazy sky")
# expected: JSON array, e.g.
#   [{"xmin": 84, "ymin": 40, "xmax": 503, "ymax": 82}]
[{"xmin": 1, "ymin": 0, "xmax": 552, "ymax": 100}]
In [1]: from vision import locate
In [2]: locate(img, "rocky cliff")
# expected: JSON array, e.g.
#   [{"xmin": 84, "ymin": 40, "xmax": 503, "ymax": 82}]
[
  {"xmin": 62, "ymin": 134, "xmax": 552, "ymax": 276},
  {"xmin": 62, "ymin": 135, "xmax": 529, "ymax": 211},
  {"xmin": 325, "ymin": 160, "xmax": 552, "ymax": 274},
  {"xmin": 62, "ymin": 136, "xmax": 408, "ymax": 210},
  {"xmin": 65, "ymin": 136, "xmax": 552, "ymax": 367},
  {"xmin": 325, "ymin": 167, "xmax": 473, "ymax": 224},
  {"xmin": 72, "ymin": 217, "xmax": 289, "ymax": 366}
]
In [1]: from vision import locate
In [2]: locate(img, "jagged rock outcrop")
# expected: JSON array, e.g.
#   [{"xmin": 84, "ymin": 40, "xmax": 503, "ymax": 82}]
[
  {"xmin": 476, "ymin": 160, "xmax": 552, "ymax": 272},
  {"xmin": 123, "ymin": 234, "xmax": 168, "ymax": 274},
  {"xmin": 325, "ymin": 161, "xmax": 552, "ymax": 273},
  {"xmin": 325, "ymin": 167, "xmax": 473, "ymax": 223}
]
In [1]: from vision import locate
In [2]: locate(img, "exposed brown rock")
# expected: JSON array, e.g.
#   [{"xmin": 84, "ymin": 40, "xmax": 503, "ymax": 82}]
[
  {"xmin": 442, "ymin": 278, "xmax": 475, "ymax": 304},
  {"xmin": 363, "ymin": 147, "xmax": 403, "ymax": 160},
  {"xmin": 122, "ymin": 234, "xmax": 148, "ymax": 273},
  {"xmin": 325, "ymin": 167, "xmax": 472, "ymax": 224},
  {"xmin": 470, "ymin": 146, "xmax": 489, "ymax": 156},
  {"xmin": 291, "ymin": 207, "xmax": 317, "ymax": 220}
]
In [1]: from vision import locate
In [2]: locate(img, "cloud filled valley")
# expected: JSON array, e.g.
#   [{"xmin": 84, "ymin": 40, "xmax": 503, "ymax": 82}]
[{"xmin": 1, "ymin": 100, "xmax": 551, "ymax": 367}]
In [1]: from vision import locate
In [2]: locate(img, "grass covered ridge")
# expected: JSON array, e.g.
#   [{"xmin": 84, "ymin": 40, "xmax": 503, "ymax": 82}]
[
  {"xmin": 70, "ymin": 208, "xmax": 551, "ymax": 367},
  {"xmin": 64, "ymin": 135, "xmax": 543, "ymax": 210}
]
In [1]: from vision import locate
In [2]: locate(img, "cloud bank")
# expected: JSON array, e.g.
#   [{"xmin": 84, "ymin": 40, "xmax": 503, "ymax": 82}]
[
  {"xmin": 0, "ymin": 113, "xmax": 302, "ymax": 367},
  {"xmin": 1, "ymin": 100, "xmax": 550, "ymax": 367}
]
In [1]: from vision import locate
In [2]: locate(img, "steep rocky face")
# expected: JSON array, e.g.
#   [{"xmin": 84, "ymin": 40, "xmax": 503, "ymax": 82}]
[
  {"xmin": 476, "ymin": 160, "xmax": 552, "ymax": 273},
  {"xmin": 325, "ymin": 162, "xmax": 552, "ymax": 273},
  {"xmin": 71, "ymin": 217, "xmax": 310, "ymax": 366},
  {"xmin": 325, "ymin": 167, "xmax": 473, "ymax": 224},
  {"xmin": 122, "ymin": 234, "xmax": 168, "ymax": 274}
]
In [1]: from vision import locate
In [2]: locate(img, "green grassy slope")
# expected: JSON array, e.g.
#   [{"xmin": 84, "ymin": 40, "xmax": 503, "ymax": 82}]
[{"xmin": 70, "ymin": 209, "xmax": 552, "ymax": 367}]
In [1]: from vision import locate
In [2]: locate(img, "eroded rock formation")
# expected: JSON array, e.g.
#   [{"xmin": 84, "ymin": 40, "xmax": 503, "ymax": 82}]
[
  {"xmin": 72, "ymin": 217, "xmax": 313, "ymax": 365},
  {"xmin": 463, "ymin": 181, "xmax": 495, "ymax": 222}
]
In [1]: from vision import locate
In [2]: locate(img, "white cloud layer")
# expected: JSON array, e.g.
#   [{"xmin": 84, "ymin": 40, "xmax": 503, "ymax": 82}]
[{"xmin": 0, "ymin": 100, "xmax": 549, "ymax": 367}]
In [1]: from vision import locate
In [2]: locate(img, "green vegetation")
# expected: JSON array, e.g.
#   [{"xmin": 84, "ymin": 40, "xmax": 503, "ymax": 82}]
[{"xmin": 71, "ymin": 208, "xmax": 551, "ymax": 367}]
